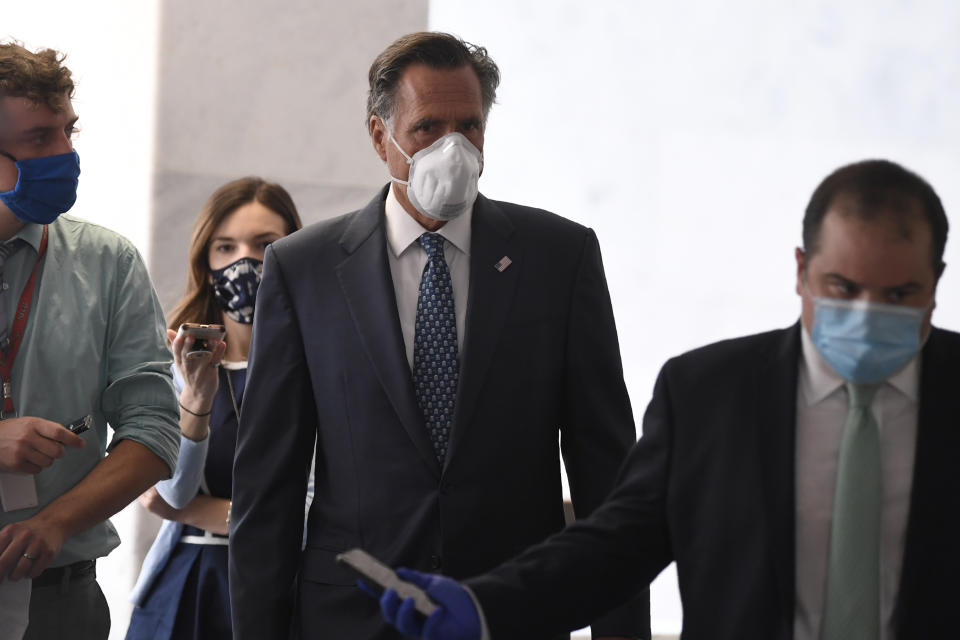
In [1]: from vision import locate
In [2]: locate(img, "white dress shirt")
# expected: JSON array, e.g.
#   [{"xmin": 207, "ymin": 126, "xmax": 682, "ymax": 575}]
[
  {"xmin": 384, "ymin": 184, "xmax": 471, "ymax": 369},
  {"xmin": 794, "ymin": 327, "xmax": 919, "ymax": 640}
]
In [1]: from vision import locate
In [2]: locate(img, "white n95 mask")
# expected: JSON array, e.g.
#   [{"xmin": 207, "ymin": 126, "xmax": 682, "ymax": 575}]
[{"xmin": 385, "ymin": 125, "xmax": 482, "ymax": 221}]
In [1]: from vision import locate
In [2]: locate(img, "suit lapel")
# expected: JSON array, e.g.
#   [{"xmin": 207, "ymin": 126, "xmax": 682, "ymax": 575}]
[
  {"xmin": 335, "ymin": 188, "xmax": 441, "ymax": 477},
  {"xmin": 754, "ymin": 323, "xmax": 801, "ymax": 632},
  {"xmin": 445, "ymin": 195, "xmax": 520, "ymax": 467}
]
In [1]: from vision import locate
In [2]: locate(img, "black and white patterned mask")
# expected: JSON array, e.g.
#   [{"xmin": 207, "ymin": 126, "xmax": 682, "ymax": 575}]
[{"xmin": 210, "ymin": 257, "xmax": 263, "ymax": 324}]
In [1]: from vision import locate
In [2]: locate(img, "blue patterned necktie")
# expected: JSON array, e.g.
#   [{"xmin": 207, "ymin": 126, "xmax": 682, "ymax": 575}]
[
  {"xmin": 413, "ymin": 232, "xmax": 459, "ymax": 464},
  {"xmin": 0, "ymin": 239, "xmax": 24, "ymax": 350}
]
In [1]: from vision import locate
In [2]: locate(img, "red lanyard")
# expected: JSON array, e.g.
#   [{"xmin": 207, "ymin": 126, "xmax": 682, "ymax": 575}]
[{"xmin": 0, "ymin": 225, "xmax": 49, "ymax": 419}]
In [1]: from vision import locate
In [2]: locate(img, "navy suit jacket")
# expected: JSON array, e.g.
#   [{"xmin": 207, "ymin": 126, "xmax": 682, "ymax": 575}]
[
  {"xmin": 468, "ymin": 323, "xmax": 960, "ymax": 639},
  {"xmin": 229, "ymin": 187, "xmax": 649, "ymax": 639}
]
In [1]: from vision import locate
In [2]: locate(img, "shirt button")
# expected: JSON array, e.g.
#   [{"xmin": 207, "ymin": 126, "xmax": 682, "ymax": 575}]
[{"xmin": 430, "ymin": 555, "xmax": 442, "ymax": 570}]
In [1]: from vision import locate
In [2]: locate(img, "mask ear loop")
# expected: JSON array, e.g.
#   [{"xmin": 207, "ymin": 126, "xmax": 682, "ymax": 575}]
[
  {"xmin": 0, "ymin": 150, "xmax": 17, "ymax": 162},
  {"xmin": 379, "ymin": 117, "xmax": 414, "ymax": 187}
]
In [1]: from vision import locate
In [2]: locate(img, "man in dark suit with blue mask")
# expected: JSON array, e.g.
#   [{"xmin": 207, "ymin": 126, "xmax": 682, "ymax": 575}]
[
  {"xmin": 374, "ymin": 159, "xmax": 960, "ymax": 640},
  {"xmin": 229, "ymin": 31, "xmax": 649, "ymax": 640}
]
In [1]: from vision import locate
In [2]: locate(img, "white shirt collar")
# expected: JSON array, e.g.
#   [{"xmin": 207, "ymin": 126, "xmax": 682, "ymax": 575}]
[
  {"xmin": 799, "ymin": 323, "xmax": 920, "ymax": 406},
  {"xmin": 384, "ymin": 183, "xmax": 472, "ymax": 259}
]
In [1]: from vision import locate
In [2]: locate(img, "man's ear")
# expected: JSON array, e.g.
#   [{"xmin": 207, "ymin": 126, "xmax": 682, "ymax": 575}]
[
  {"xmin": 0, "ymin": 151, "xmax": 18, "ymax": 192},
  {"xmin": 370, "ymin": 116, "xmax": 388, "ymax": 163},
  {"xmin": 795, "ymin": 247, "xmax": 807, "ymax": 296}
]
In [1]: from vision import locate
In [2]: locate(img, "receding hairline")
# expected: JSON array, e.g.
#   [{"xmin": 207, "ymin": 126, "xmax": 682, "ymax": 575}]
[
  {"xmin": 812, "ymin": 190, "xmax": 937, "ymax": 264},
  {"xmin": 390, "ymin": 62, "xmax": 484, "ymax": 115}
]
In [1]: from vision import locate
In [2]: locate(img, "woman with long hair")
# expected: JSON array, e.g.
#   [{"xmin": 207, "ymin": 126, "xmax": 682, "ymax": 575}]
[{"xmin": 125, "ymin": 176, "xmax": 303, "ymax": 639}]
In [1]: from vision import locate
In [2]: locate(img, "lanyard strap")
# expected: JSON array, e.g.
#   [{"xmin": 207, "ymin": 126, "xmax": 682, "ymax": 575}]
[{"xmin": 0, "ymin": 225, "xmax": 49, "ymax": 418}]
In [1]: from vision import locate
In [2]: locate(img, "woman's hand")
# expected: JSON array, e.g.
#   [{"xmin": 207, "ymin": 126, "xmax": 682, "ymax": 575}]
[{"xmin": 168, "ymin": 328, "xmax": 226, "ymax": 440}]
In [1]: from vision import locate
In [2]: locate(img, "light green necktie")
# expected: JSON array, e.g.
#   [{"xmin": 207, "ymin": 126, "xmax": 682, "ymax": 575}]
[{"xmin": 821, "ymin": 382, "xmax": 881, "ymax": 640}]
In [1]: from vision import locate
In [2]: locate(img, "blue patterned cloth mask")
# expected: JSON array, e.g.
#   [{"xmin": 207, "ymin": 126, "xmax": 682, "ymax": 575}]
[
  {"xmin": 811, "ymin": 297, "xmax": 926, "ymax": 384},
  {"xmin": 210, "ymin": 257, "xmax": 263, "ymax": 324},
  {"xmin": 0, "ymin": 151, "xmax": 81, "ymax": 224}
]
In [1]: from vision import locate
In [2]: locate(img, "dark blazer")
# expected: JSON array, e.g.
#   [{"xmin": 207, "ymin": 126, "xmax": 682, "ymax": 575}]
[
  {"xmin": 229, "ymin": 186, "xmax": 648, "ymax": 639},
  {"xmin": 468, "ymin": 323, "xmax": 960, "ymax": 639}
]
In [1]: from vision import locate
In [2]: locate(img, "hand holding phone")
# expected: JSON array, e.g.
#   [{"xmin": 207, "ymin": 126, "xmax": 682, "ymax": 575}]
[
  {"xmin": 177, "ymin": 323, "xmax": 226, "ymax": 360},
  {"xmin": 65, "ymin": 415, "xmax": 92, "ymax": 435},
  {"xmin": 348, "ymin": 555, "xmax": 482, "ymax": 640},
  {"xmin": 336, "ymin": 548, "xmax": 438, "ymax": 617}
]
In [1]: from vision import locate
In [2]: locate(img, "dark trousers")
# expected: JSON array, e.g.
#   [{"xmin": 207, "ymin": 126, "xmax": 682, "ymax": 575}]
[{"xmin": 25, "ymin": 561, "xmax": 110, "ymax": 640}]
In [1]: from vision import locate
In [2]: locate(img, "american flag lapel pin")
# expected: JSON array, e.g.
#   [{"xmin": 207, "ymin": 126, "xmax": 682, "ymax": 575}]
[{"xmin": 493, "ymin": 256, "xmax": 512, "ymax": 272}]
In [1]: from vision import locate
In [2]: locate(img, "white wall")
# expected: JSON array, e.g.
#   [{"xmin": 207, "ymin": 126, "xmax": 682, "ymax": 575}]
[{"xmin": 430, "ymin": 1, "xmax": 960, "ymax": 635}]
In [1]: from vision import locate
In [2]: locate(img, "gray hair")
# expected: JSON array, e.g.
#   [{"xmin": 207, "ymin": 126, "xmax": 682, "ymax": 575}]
[{"xmin": 366, "ymin": 32, "xmax": 500, "ymax": 130}]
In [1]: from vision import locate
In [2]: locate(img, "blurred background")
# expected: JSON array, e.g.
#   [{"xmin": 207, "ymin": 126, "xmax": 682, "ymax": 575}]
[{"xmin": 6, "ymin": 1, "xmax": 960, "ymax": 637}]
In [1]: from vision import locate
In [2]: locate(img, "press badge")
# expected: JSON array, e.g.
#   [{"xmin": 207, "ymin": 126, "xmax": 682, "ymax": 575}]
[{"xmin": 0, "ymin": 472, "xmax": 38, "ymax": 512}]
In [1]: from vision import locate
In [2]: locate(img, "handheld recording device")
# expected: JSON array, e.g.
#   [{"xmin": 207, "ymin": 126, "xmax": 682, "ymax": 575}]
[
  {"xmin": 178, "ymin": 323, "xmax": 226, "ymax": 359},
  {"xmin": 66, "ymin": 415, "xmax": 92, "ymax": 435},
  {"xmin": 335, "ymin": 548, "xmax": 438, "ymax": 617}
]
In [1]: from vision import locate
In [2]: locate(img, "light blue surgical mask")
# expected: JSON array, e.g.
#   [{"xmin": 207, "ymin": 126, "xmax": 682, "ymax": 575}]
[
  {"xmin": 810, "ymin": 296, "xmax": 927, "ymax": 384},
  {"xmin": 0, "ymin": 151, "xmax": 81, "ymax": 224}
]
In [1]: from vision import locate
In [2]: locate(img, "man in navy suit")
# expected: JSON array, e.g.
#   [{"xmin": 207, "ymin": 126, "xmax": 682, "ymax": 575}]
[
  {"xmin": 375, "ymin": 159, "xmax": 959, "ymax": 640},
  {"xmin": 229, "ymin": 32, "xmax": 648, "ymax": 639}
]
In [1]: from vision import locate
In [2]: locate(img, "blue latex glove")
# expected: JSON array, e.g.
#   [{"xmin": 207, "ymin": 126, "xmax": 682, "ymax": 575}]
[{"xmin": 377, "ymin": 568, "xmax": 481, "ymax": 640}]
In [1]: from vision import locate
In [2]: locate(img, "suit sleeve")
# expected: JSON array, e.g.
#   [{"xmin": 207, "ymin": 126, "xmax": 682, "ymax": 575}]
[
  {"xmin": 229, "ymin": 244, "xmax": 318, "ymax": 638},
  {"xmin": 560, "ymin": 228, "xmax": 650, "ymax": 637},
  {"xmin": 467, "ymin": 363, "xmax": 676, "ymax": 636}
]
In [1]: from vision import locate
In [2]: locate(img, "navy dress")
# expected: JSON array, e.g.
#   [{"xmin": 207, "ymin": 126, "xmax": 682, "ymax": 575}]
[{"xmin": 126, "ymin": 367, "xmax": 245, "ymax": 640}]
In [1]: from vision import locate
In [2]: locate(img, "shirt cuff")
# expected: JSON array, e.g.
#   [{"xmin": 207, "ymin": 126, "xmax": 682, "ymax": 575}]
[{"xmin": 463, "ymin": 584, "xmax": 491, "ymax": 640}]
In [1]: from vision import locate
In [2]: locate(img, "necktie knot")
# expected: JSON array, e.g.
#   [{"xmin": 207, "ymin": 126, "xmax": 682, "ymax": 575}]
[
  {"xmin": 418, "ymin": 233, "xmax": 445, "ymax": 261},
  {"xmin": 846, "ymin": 382, "xmax": 879, "ymax": 409}
]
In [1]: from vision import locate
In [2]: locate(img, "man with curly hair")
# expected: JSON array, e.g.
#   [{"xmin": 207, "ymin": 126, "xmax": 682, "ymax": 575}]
[{"xmin": 0, "ymin": 42, "xmax": 180, "ymax": 639}]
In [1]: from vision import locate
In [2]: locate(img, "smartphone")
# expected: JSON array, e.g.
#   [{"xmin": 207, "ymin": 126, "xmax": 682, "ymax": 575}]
[
  {"xmin": 335, "ymin": 548, "xmax": 438, "ymax": 617},
  {"xmin": 66, "ymin": 415, "xmax": 92, "ymax": 435},
  {"xmin": 178, "ymin": 323, "xmax": 225, "ymax": 359}
]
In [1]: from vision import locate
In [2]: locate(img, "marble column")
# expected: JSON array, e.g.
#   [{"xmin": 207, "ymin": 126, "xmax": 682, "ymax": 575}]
[{"xmin": 149, "ymin": 0, "xmax": 428, "ymax": 308}]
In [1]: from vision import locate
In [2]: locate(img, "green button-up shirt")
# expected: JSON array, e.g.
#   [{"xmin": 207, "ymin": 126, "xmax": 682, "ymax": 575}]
[{"xmin": 0, "ymin": 215, "xmax": 179, "ymax": 567}]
